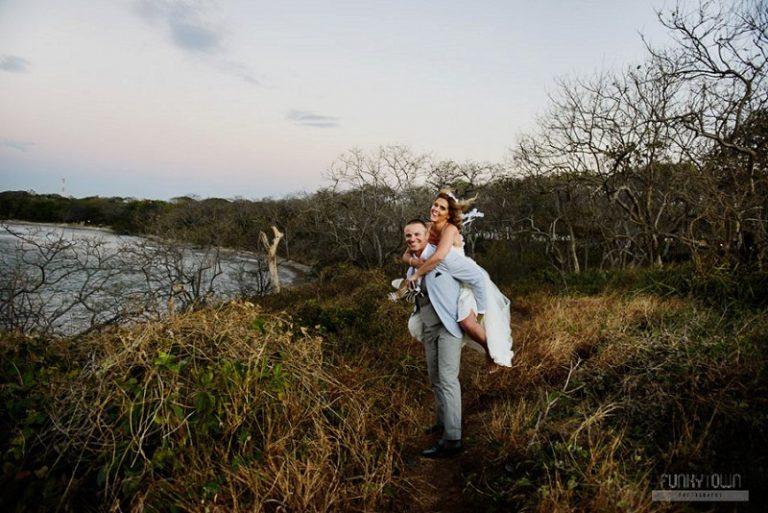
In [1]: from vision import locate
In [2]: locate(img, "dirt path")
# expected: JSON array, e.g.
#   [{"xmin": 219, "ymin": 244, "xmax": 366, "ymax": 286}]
[
  {"xmin": 400, "ymin": 309, "xmax": 529, "ymax": 512},
  {"xmin": 396, "ymin": 353, "xmax": 511, "ymax": 511}
]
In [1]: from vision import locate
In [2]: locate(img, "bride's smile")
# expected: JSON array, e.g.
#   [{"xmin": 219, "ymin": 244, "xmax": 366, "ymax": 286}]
[{"xmin": 430, "ymin": 198, "xmax": 450, "ymax": 223}]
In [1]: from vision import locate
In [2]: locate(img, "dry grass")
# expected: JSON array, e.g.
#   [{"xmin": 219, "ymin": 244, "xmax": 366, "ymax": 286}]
[
  {"xmin": 504, "ymin": 293, "xmax": 687, "ymax": 385},
  {"xmin": 1, "ymin": 300, "xmax": 421, "ymax": 512},
  {"xmin": 461, "ymin": 290, "xmax": 765, "ymax": 512},
  {"xmin": 2, "ymin": 269, "xmax": 765, "ymax": 512}
]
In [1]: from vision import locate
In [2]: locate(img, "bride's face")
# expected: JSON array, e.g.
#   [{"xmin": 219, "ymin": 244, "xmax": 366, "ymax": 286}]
[{"xmin": 430, "ymin": 197, "xmax": 450, "ymax": 224}]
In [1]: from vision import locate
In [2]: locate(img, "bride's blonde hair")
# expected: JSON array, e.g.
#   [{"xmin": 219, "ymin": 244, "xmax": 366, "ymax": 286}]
[{"xmin": 436, "ymin": 188, "xmax": 477, "ymax": 231}]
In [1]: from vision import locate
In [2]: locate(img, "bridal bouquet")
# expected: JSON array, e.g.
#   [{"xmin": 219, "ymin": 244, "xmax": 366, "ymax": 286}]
[{"xmin": 388, "ymin": 278, "xmax": 422, "ymax": 303}]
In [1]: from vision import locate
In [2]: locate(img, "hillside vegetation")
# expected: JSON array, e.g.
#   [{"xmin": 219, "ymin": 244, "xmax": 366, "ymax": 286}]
[
  {"xmin": 2, "ymin": 266, "xmax": 765, "ymax": 512},
  {"xmin": 2, "ymin": 3, "xmax": 766, "ymax": 508}
]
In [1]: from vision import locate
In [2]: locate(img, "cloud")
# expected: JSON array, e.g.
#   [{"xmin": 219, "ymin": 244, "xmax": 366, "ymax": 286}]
[
  {"xmin": 0, "ymin": 55, "xmax": 30, "ymax": 73},
  {"xmin": 213, "ymin": 59, "xmax": 263, "ymax": 86},
  {"xmin": 169, "ymin": 19, "xmax": 222, "ymax": 52},
  {"xmin": 286, "ymin": 110, "xmax": 341, "ymax": 128},
  {"xmin": 0, "ymin": 139, "xmax": 35, "ymax": 152},
  {"xmin": 132, "ymin": 1, "xmax": 262, "ymax": 85},
  {"xmin": 133, "ymin": 1, "xmax": 223, "ymax": 54}
]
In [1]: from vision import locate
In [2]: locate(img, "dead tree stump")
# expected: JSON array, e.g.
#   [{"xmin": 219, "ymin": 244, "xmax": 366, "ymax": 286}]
[{"xmin": 260, "ymin": 226, "xmax": 284, "ymax": 293}]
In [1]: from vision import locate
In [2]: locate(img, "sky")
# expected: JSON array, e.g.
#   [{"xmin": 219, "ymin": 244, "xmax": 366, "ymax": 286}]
[{"xmin": 0, "ymin": 0, "xmax": 687, "ymax": 201}]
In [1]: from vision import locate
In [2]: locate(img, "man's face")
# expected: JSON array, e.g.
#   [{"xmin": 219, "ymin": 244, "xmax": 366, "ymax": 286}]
[{"xmin": 404, "ymin": 223, "xmax": 427, "ymax": 254}]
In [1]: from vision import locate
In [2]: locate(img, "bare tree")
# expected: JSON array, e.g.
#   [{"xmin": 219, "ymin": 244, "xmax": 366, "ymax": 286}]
[
  {"xmin": 0, "ymin": 224, "xmax": 273, "ymax": 336},
  {"xmin": 1, "ymin": 226, "xmax": 136, "ymax": 334},
  {"xmin": 507, "ymin": 0, "xmax": 767, "ymax": 271},
  {"xmin": 648, "ymin": 0, "xmax": 768, "ymax": 266},
  {"xmin": 514, "ymin": 63, "xmax": 689, "ymax": 270},
  {"xmin": 260, "ymin": 226, "xmax": 284, "ymax": 293},
  {"xmin": 317, "ymin": 146, "xmax": 432, "ymax": 267}
]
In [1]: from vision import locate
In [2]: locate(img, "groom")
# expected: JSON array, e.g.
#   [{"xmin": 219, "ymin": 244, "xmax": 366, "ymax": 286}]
[{"xmin": 403, "ymin": 219, "xmax": 487, "ymax": 458}]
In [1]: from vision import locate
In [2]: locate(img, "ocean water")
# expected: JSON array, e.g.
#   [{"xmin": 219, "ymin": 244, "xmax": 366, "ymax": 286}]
[{"xmin": 0, "ymin": 222, "xmax": 296, "ymax": 335}]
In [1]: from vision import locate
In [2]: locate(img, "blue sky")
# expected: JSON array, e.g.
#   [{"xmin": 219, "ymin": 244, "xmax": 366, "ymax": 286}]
[{"xmin": 0, "ymin": 0, "xmax": 686, "ymax": 200}]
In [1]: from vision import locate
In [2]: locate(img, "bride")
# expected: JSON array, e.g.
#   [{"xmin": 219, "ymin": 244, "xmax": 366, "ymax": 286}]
[{"xmin": 404, "ymin": 189, "xmax": 514, "ymax": 372}]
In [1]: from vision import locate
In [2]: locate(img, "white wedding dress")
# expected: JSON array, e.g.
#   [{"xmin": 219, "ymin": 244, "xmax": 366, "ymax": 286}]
[{"xmin": 408, "ymin": 243, "xmax": 514, "ymax": 367}]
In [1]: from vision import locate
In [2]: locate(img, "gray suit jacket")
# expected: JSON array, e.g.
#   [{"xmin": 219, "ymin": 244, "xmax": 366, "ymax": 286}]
[{"xmin": 410, "ymin": 244, "xmax": 487, "ymax": 339}]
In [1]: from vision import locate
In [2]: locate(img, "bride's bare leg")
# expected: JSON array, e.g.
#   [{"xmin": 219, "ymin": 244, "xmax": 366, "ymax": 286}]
[
  {"xmin": 459, "ymin": 312, "xmax": 499, "ymax": 373},
  {"xmin": 460, "ymin": 312, "xmax": 487, "ymax": 344}
]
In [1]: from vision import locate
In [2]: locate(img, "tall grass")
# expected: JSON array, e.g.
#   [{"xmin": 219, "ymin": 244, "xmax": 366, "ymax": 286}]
[
  {"xmin": 0, "ymin": 296, "xmax": 420, "ymax": 512},
  {"xmin": 462, "ymin": 288, "xmax": 767, "ymax": 512},
  {"xmin": 2, "ymin": 265, "xmax": 766, "ymax": 512}
]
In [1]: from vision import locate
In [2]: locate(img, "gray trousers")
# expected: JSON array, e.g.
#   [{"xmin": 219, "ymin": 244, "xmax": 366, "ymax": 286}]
[{"xmin": 418, "ymin": 297, "xmax": 463, "ymax": 440}]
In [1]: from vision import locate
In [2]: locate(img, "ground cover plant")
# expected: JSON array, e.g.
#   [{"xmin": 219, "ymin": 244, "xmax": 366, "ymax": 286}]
[{"xmin": 1, "ymin": 265, "xmax": 766, "ymax": 512}]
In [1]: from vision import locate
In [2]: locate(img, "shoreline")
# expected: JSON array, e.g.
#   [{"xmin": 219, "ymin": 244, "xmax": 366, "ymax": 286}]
[
  {"xmin": 2, "ymin": 219, "xmax": 117, "ymax": 234},
  {"xmin": 278, "ymin": 259, "xmax": 314, "ymax": 286},
  {"xmin": 1, "ymin": 219, "xmax": 314, "ymax": 285}
]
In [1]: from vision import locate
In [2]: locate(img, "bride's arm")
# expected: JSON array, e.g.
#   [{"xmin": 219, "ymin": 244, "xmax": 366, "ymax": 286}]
[
  {"xmin": 402, "ymin": 249, "xmax": 423, "ymax": 268},
  {"xmin": 409, "ymin": 224, "xmax": 458, "ymax": 281}
]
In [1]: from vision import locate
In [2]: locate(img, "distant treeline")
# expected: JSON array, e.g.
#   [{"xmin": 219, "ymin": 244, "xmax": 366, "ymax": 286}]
[
  {"xmin": 2, "ymin": 0, "xmax": 766, "ymax": 279},
  {"xmin": 0, "ymin": 191, "xmax": 168, "ymax": 234}
]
